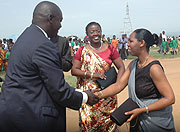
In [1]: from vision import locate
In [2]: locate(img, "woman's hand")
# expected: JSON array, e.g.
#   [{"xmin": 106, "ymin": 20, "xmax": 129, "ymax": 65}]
[
  {"xmin": 93, "ymin": 72, "xmax": 106, "ymax": 79},
  {"xmin": 93, "ymin": 88, "xmax": 103, "ymax": 99},
  {"xmin": 125, "ymin": 108, "xmax": 144, "ymax": 122},
  {"xmin": 91, "ymin": 88, "xmax": 101, "ymax": 93}
]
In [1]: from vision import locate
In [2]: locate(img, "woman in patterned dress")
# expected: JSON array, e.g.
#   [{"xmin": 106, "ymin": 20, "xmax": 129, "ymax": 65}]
[{"xmin": 71, "ymin": 22, "xmax": 125, "ymax": 132}]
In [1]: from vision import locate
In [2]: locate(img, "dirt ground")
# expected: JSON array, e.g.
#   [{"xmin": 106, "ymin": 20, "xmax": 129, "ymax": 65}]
[{"xmin": 65, "ymin": 57, "xmax": 180, "ymax": 132}]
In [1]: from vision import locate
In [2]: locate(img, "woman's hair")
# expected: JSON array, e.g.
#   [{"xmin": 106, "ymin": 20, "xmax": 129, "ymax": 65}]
[
  {"xmin": 85, "ymin": 22, "xmax": 101, "ymax": 35},
  {"xmin": 134, "ymin": 28, "xmax": 158, "ymax": 52}
]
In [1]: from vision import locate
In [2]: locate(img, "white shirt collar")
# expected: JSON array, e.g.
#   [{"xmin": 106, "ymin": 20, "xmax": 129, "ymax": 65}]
[{"xmin": 35, "ymin": 25, "xmax": 48, "ymax": 38}]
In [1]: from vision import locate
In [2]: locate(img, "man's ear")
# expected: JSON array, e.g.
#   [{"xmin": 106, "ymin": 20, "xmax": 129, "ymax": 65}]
[
  {"xmin": 48, "ymin": 14, "xmax": 53, "ymax": 24},
  {"xmin": 140, "ymin": 40, "xmax": 145, "ymax": 48}
]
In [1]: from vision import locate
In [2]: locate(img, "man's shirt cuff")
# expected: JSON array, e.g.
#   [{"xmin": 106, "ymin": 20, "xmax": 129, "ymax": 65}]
[{"xmin": 75, "ymin": 89, "xmax": 88, "ymax": 104}]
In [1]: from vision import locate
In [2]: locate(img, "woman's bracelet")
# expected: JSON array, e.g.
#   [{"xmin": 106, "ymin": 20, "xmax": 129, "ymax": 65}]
[
  {"xmin": 145, "ymin": 106, "xmax": 149, "ymax": 114},
  {"xmin": 84, "ymin": 71, "xmax": 87, "ymax": 77},
  {"xmin": 91, "ymin": 72, "xmax": 94, "ymax": 79}
]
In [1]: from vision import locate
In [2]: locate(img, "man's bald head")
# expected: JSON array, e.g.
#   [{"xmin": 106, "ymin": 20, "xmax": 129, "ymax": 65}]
[
  {"xmin": 32, "ymin": 1, "xmax": 62, "ymax": 25},
  {"xmin": 32, "ymin": 1, "xmax": 63, "ymax": 38}
]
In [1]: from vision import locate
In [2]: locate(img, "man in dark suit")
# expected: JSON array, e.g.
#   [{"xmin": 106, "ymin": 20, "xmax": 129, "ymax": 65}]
[
  {"xmin": 0, "ymin": 1, "xmax": 99, "ymax": 132},
  {"xmin": 51, "ymin": 36, "xmax": 72, "ymax": 72}
]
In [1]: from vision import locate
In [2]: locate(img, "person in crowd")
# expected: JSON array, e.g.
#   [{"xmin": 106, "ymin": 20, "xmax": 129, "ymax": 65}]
[
  {"xmin": 96, "ymin": 28, "xmax": 175, "ymax": 132},
  {"xmin": 6, "ymin": 39, "xmax": 14, "ymax": 52},
  {"xmin": 124, "ymin": 34, "xmax": 129, "ymax": 56},
  {"xmin": 4, "ymin": 45, "xmax": 12, "ymax": 71},
  {"xmin": 0, "ymin": 44, "xmax": 7, "ymax": 71},
  {"xmin": 167, "ymin": 38, "xmax": 171, "ymax": 54},
  {"xmin": 177, "ymin": 37, "xmax": 180, "ymax": 53},
  {"xmin": 118, "ymin": 35, "xmax": 122, "ymax": 54},
  {"xmin": 79, "ymin": 39, "xmax": 84, "ymax": 47},
  {"xmin": 73, "ymin": 40, "xmax": 80, "ymax": 54},
  {"xmin": 102, "ymin": 34, "xmax": 108, "ymax": 44},
  {"xmin": 0, "ymin": 40, "xmax": 2, "ymax": 53},
  {"xmin": 0, "ymin": 39, "xmax": 2, "ymax": 46},
  {"xmin": 71, "ymin": 38, "xmax": 76, "ymax": 48},
  {"xmin": 158, "ymin": 33, "xmax": 163, "ymax": 53},
  {"xmin": 2, "ymin": 38, "xmax": 7, "ymax": 48},
  {"xmin": 107, "ymin": 37, "xmax": 112, "ymax": 44},
  {"xmin": 152, "ymin": 33, "xmax": 159, "ymax": 46},
  {"xmin": 69, "ymin": 37, "xmax": 74, "ymax": 56},
  {"xmin": 77, "ymin": 39, "xmax": 83, "ymax": 47},
  {"xmin": 162, "ymin": 38, "xmax": 168, "ymax": 55},
  {"xmin": 0, "ymin": 1, "xmax": 99, "ymax": 132},
  {"xmin": 71, "ymin": 22, "xmax": 125, "ymax": 131},
  {"xmin": 51, "ymin": 35, "xmax": 73, "ymax": 72},
  {"xmin": 119, "ymin": 34, "xmax": 128, "ymax": 60},
  {"xmin": 9, "ymin": 39, "xmax": 14, "ymax": 45},
  {"xmin": 84, "ymin": 35, "xmax": 90, "ymax": 44},
  {"xmin": 112, "ymin": 35, "xmax": 119, "ymax": 51},
  {"xmin": 171, "ymin": 36, "xmax": 178, "ymax": 55},
  {"xmin": 71, "ymin": 38, "xmax": 76, "ymax": 55},
  {"xmin": 84, "ymin": 35, "xmax": 89, "ymax": 43},
  {"xmin": 0, "ymin": 54, "xmax": 3, "ymax": 72},
  {"xmin": 162, "ymin": 31, "xmax": 167, "ymax": 41}
]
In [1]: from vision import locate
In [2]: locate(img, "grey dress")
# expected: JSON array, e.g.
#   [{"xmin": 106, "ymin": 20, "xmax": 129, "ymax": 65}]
[{"xmin": 128, "ymin": 60, "xmax": 175, "ymax": 132}]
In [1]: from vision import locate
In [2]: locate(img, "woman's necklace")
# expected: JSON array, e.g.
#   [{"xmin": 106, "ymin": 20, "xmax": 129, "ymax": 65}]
[
  {"xmin": 138, "ymin": 55, "xmax": 150, "ymax": 68},
  {"xmin": 89, "ymin": 42, "xmax": 102, "ymax": 51}
]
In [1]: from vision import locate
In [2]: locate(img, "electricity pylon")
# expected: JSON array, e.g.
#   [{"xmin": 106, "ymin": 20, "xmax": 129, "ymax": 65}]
[{"xmin": 123, "ymin": 1, "xmax": 132, "ymax": 36}]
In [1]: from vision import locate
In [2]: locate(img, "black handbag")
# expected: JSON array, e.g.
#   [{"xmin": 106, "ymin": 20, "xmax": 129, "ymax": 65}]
[
  {"xmin": 110, "ymin": 98, "xmax": 139, "ymax": 126},
  {"xmin": 96, "ymin": 66, "xmax": 117, "ymax": 90}
]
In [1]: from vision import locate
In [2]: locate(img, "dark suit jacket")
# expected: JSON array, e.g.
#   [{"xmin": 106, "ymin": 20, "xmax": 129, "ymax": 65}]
[
  {"xmin": 0, "ymin": 24, "xmax": 83, "ymax": 132},
  {"xmin": 51, "ymin": 36, "xmax": 72, "ymax": 72}
]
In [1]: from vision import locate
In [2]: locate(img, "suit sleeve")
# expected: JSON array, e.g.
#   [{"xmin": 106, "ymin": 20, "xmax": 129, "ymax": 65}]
[
  {"xmin": 32, "ymin": 42, "xmax": 82, "ymax": 110},
  {"xmin": 59, "ymin": 38, "xmax": 72, "ymax": 72}
]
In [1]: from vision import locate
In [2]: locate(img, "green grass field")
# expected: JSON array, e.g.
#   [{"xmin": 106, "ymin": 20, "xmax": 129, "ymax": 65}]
[
  {"xmin": 0, "ymin": 47, "xmax": 180, "ymax": 89},
  {"xmin": 127, "ymin": 47, "xmax": 180, "ymax": 59},
  {"xmin": 65, "ymin": 75, "xmax": 77, "ymax": 88}
]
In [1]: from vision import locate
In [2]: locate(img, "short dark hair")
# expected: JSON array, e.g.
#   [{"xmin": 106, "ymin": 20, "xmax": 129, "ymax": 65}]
[
  {"xmin": 133, "ymin": 28, "xmax": 157, "ymax": 52},
  {"xmin": 85, "ymin": 22, "xmax": 101, "ymax": 35}
]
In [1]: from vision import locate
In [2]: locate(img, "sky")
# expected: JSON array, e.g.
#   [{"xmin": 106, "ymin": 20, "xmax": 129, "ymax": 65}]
[{"xmin": 1, "ymin": 0, "xmax": 180, "ymax": 40}]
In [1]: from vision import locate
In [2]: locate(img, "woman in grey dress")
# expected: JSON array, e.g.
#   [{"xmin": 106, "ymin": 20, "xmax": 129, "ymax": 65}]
[{"xmin": 96, "ymin": 28, "xmax": 175, "ymax": 132}]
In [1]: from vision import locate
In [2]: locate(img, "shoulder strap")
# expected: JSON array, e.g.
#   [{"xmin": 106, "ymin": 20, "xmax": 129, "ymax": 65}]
[{"xmin": 148, "ymin": 60, "xmax": 164, "ymax": 72}]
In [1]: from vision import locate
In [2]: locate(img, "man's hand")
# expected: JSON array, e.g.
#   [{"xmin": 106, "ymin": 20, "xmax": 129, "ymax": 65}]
[{"xmin": 84, "ymin": 89, "xmax": 100, "ymax": 106}]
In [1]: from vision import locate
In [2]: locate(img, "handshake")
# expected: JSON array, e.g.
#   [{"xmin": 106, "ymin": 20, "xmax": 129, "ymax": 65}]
[{"xmin": 84, "ymin": 89, "xmax": 102, "ymax": 106}]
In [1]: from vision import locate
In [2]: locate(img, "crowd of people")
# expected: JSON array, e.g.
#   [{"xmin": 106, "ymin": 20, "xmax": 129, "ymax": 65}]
[
  {"xmin": 0, "ymin": 38, "xmax": 14, "ymax": 72},
  {"xmin": 2, "ymin": 30, "xmax": 180, "ymax": 72},
  {"xmin": 0, "ymin": 1, "xmax": 178, "ymax": 132},
  {"xmin": 67, "ymin": 31, "xmax": 180, "ymax": 61},
  {"xmin": 157, "ymin": 31, "xmax": 180, "ymax": 55},
  {"xmin": 2, "ymin": 31, "xmax": 180, "ymax": 71}
]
